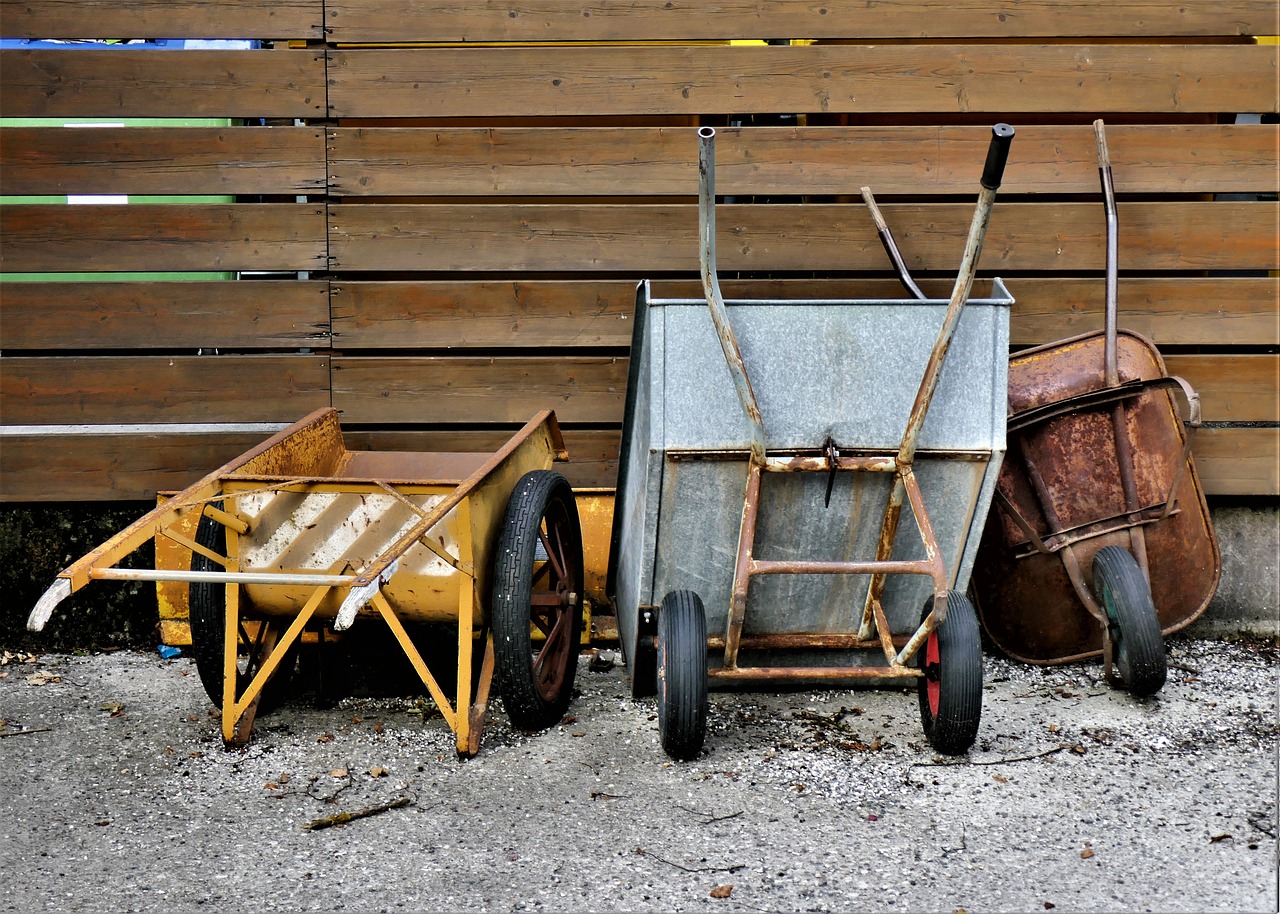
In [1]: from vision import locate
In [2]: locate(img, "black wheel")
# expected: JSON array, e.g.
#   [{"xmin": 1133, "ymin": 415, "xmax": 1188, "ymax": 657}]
[
  {"xmin": 189, "ymin": 508, "xmax": 296, "ymax": 712},
  {"xmin": 1092, "ymin": 545, "xmax": 1167, "ymax": 696},
  {"xmin": 656, "ymin": 590, "xmax": 708, "ymax": 761},
  {"xmin": 917, "ymin": 591, "xmax": 983, "ymax": 755},
  {"xmin": 492, "ymin": 470, "xmax": 585, "ymax": 731}
]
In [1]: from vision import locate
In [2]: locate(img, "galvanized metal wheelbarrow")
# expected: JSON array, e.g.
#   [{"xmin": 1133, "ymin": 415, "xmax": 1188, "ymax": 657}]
[
  {"xmin": 969, "ymin": 120, "xmax": 1221, "ymax": 694},
  {"xmin": 608, "ymin": 124, "xmax": 1016, "ymax": 760},
  {"xmin": 29, "ymin": 408, "xmax": 585, "ymax": 755}
]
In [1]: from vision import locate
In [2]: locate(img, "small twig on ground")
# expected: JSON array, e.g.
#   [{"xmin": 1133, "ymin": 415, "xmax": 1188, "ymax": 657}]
[
  {"xmin": 634, "ymin": 846, "xmax": 744, "ymax": 874},
  {"xmin": 0, "ymin": 727, "xmax": 52, "ymax": 737},
  {"xmin": 674, "ymin": 804, "xmax": 745, "ymax": 826},
  {"xmin": 301, "ymin": 796, "xmax": 412, "ymax": 831}
]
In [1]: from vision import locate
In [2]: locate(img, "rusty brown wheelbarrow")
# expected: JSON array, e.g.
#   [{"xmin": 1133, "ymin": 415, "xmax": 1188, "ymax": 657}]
[{"xmin": 964, "ymin": 120, "xmax": 1221, "ymax": 694}]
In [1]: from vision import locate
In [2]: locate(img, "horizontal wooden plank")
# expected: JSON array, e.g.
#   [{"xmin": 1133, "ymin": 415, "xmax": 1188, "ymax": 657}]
[
  {"xmin": 0, "ymin": 204, "xmax": 328, "ymax": 273},
  {"xmin": 328, "ymin": 201, "xmax": 1277, "ymax": 272},
  {"xmin": 331, "ymin": 277, "xmax": 1279, "ymax": 350},
  {"xmin": 324, "ymin": 0, "xmax": 1274, "ymax": 43},
  {"xmin": 1188, "ymin": 427, "xmax": 1279, "ymax": 496},
  {"xmin": 0, "ymin": 282, "xmax": 331, "ymax": 350},
  {"xmin": 0, "ymin": 425, "xmax": 622, "ymax": 500},
  {"xmin": 330, "ymin": 280, "xmax": 636, "ymax": 349},
  {"xmin": 328, "ymin": 123, "xmax": 1277, "ymax": 197},
  {"xmin": 0, "ymin": 49, "xmax": 326, "ymax": 119},
  {"xmin": 332, "ymin": 356, "xmax": 629, "ymax": 423},
  {"xmin": 327, "ymin": 45, "xmax": 1276, "ymax": 117},
  {"xmin": 1002, "ymin": 277, "xmax": 1280, "ymax": 348},
  {"xmin": 2, "ymin": 424, "xmax": 1268, "ymax": 502},
  {"xmin": 0, "ymin": 0, "xmax": 324, "ymax": 40},
  {"xmin": 1, "ymin": 127, "xmax": 327, "ymax": 196},
  {"xmin": 328, "ymin": 352, "xmax": 1269, "ymax": 426},
  {"xmin": 0, "ymin": 355, "xmax": 331, "ymax": 424},
  {"xmin": 1163, "ymin": 355, "xmax": 1280, "ymax": 423},
  {"xmin": 0, "ymin": 427, "xmax": 289, "ymax": 501}
]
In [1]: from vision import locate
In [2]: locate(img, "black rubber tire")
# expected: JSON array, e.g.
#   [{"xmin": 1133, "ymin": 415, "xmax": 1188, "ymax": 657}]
[
  {"xmin": 492, "ymin": 471, "xmax": 585, "ymax": 732},
  {"xmin": 189, "ymin": 509, "xmax": 295, "ymax": 712},
  {"xmin": 916, "ymin": 591, "xmax": 983, "ymax": 756},
  {"xmin": 656, "ymin": 590, "xmax": 709, "ymax": 761},
  {"xmin": 1093, "ymin": 545, "xmax": 1167, "ymax": 697}
]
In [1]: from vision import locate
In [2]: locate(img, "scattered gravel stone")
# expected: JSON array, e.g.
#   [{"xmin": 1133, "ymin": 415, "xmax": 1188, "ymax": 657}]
[{"xmin": 0, "ymin": 636, "xmax": 1275, "ymax": 912}]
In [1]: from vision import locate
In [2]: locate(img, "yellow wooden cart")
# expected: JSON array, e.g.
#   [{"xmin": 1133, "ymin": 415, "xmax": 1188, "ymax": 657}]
[{"xmin": 28, "ymin": 407, "xmax": 585, "ymax": 757}]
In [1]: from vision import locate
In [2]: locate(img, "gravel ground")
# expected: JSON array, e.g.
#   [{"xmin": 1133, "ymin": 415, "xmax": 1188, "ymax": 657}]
[{"xmin": 0, "ymin": 636, "xmax": 1276, "ymax": 914}]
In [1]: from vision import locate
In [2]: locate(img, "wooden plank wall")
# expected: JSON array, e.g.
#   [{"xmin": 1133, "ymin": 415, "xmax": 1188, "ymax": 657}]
[{"xmin": 1, "ymin": 0, "xmax": 1276, "ymax": 502}]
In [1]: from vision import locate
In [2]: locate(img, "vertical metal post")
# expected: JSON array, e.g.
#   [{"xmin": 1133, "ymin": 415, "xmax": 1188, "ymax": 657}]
[{"xmin": 1095, "ymin": 119, "xmax": 1120, "ymax": 390}]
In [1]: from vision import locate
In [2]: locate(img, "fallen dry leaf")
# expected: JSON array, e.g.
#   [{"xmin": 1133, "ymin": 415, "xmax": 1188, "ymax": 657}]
[
  {"xmin": 369, "ymin": 767, "xmax": 390, "ymax": 778},
  {"xmin": 1210, "ymin": 833, "xmax": 1232, "ymax": 843},
  {"xmin": 316, "ymin": 733, "xmax": 335, "ymax": 744},
  {"xmin": 710, "ymin": 885, "xmax": 733, "ymax": 899},
  {"xmin": 1081, "ymin": 848, "xmax": 1095, "ymax": 859},
  {"xmin": 993, "ymin": 775, "xmax": 1008, "ymax": 783},
  {"xmin": 330, "ymin": 768, "xmax": 349, "ymax": 778},
  {"xmin": 26, "ymin": 671, "xmax": 61, "ymax": 685}
]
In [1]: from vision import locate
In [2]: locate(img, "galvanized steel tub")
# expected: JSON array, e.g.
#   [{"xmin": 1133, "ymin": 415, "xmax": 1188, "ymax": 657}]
[{"xmin": 610, "ymin": 278, "xmax": 1014, "ymax": 690}]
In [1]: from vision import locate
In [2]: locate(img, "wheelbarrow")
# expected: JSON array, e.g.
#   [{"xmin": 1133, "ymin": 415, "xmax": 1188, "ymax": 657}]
[
  {"xmin": 607, "ymin": 123, "xmax": 1016, "ymax": 760},
  {"xmin": 966, "ymin": 120, "xmax": 1220, "ymax": 694},
  {"xmin": 28, "ymin": 407, "xmax": 585, "ymax": 756}
]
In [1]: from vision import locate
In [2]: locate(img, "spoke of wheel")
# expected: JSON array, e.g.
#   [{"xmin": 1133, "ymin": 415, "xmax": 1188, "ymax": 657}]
[
  {"xmin": 532, "ymin": 609, "xmax": 571, "ymax": 687},
  {"xmin": 538, "ymin": 521, "xmax": 567, "ymax": 583}
]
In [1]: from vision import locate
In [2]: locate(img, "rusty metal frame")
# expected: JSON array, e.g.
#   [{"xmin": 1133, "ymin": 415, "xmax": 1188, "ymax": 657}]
[{"xmin": 694, "ymin": 125, "xmax": 1008, "ymax": 684}]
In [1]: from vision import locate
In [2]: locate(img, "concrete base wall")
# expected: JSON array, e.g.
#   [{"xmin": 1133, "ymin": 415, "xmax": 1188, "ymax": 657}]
[
  {"xmin": 1185, "ymin": 499, "xmax": 1280, "ymax": 640},
  {"xmin": 0, "ymin": 498, "xmax": 1275, "ymax": 651}
]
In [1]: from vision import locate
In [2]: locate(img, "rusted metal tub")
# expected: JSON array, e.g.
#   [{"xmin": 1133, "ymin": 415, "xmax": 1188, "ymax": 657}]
[
  {"xmin": 608, "ymin": 124, "xmax": 1016, "ymax": 760},
  {"xmin": 29, "ymin": 408, "xmax": 585, "ymax": 755},
  {"xmin": 970, "ymin": 120, "xmax": 1220, "ymax": 695}
]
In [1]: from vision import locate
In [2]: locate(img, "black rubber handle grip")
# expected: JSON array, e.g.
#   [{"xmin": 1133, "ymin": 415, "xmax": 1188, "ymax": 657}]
[{"xmin": 980, "ymin": 123, "xmax": 1016, "ymax": 191}]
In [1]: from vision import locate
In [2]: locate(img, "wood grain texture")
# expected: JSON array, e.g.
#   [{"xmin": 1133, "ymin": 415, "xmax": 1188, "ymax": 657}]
[
  {"xmin": 0, "ymin": 49, "xmax": 327, "ymax": 118},
  {"xmin": 1163, "ymin": 355, "xmax": 1280, "ymax": 424},
  {"xmin": 327, "ymin": 353, "xmax": 1272, "ymax": 425},
  {"xmin": 0, "ymin": 282, "xmax": 331, "ymax": 350},
  {"xmin": 1, "ymin": 127, "xmax": 327, "ymax": 196},
  {"xmin": 328, "ymin": 123, "xmax": 1278, "ymax": 197},
  {"xmin": 0, "ymin": 355, "xmax": 331, "ymax": 424},
  {"xmin": 1, "ymin": 426, "xmax": 1266, "ymax": 502},
  {"xmin": 331, "ymin": 356, "xmax": 629, "ymax": 423},
  {"xmin": 1188, "ymin": 427, "xmax": 1280, "ymax": 496},
  {"xmin": 330, "ymin": 280, "xmax": 636, "ymax": 349},
  {"xmin": 0, "ymin": 204, "xmax": 328, "ymax": 273},
  {"xmin": 327, "ymin": 201, "xmax": 1277, "ymax": 273},
  {"xmin": 324, "ymin": 0, "xmax": 1274, "ymax": 43},
  {"xmin": 0, "ymin": 0, "xmax": 324, "ymax": 40},
  {"xmin": 327, "ymin": 277, "xmax": 1280, "ymax": 349},
  {"xmin": 326, "ymin": 44, "xmax": 1277, "ymax": 118}
]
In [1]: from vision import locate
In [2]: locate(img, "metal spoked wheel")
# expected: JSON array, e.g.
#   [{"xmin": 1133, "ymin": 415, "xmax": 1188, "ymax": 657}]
[
  {"xmin": 656, "ymin": 589, "xmax": 708, "ymax": 762},
  {"xmin": 492, "ymin": 470, "xmax": 585, "ymax": 731},
  {"xmin": 917, "ymin": 590, "xmax": 983, "ymax": 756},
  {"xmin": 188, "ymin": 507, "xmax": 296, "ymax": 713},
  {"xmin": 1092, "ymin": 545, "xmax": 1167, "ymax": 696}
]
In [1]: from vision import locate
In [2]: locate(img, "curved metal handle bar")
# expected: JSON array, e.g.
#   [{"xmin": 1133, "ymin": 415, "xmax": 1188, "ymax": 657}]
[{"xmin": 698, "ymin": 126, "xmax": 767, "ymax": 467}]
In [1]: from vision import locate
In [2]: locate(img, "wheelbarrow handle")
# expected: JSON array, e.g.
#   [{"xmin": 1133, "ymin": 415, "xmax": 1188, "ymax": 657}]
[{"xmin": 981, "ymin": 123, "xmax": 1016, "ymax": 191}]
